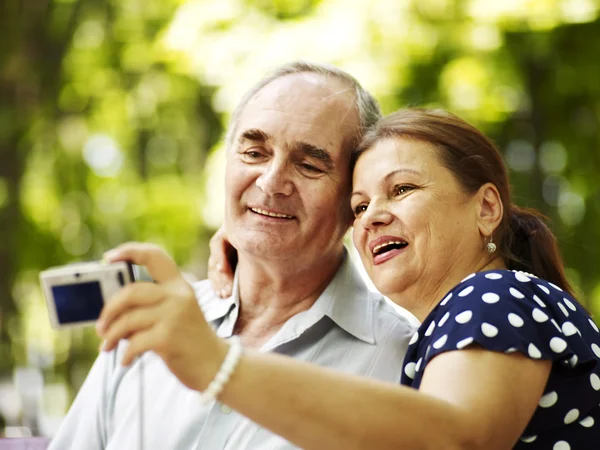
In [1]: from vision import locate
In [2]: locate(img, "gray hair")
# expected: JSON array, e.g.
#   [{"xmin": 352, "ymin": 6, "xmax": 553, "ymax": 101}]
[{"xmin": 224, "ymin": 60, "xmax": 382, "ymax": 151}]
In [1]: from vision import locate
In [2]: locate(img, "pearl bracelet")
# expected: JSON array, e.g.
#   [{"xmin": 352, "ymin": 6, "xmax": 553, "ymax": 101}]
[{"xmin": 199, "ymin": 336, "xmax": 243, "ymax": 404}]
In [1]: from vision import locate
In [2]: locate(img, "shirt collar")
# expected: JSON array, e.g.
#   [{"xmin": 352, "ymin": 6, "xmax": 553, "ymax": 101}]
[{"xmin": 201, "ymin": 247, "xmax": 377, "ymax": 345}]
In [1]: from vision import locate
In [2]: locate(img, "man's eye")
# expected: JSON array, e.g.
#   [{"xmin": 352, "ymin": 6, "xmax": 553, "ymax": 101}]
[
  {"xmin": 241, "ymin": 150, "xmax": 266, "ymax": 161},
  {"xmin": 299, "ymin": 163, "xmax": 323, "ymax": 174},
  {"xmin": 298, "ymin": 163, "xmax": 324, "ymax": 176}
]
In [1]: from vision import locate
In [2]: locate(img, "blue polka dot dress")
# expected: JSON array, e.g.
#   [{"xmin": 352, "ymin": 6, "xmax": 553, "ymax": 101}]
[{"xmin": 400, "ymin": 270, "xmax": 600, "ymax": 449}]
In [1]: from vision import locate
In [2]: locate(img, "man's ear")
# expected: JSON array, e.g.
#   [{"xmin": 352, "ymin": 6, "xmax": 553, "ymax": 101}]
[{"xmin": 475, "ymin": 183, "xmax": 503, "ymax": 236}]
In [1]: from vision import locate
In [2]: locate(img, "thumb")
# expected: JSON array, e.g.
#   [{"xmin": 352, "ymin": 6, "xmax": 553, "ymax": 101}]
[{"xmin": 104, "ymin": 242, "xmax": 183, "ymax": 284}]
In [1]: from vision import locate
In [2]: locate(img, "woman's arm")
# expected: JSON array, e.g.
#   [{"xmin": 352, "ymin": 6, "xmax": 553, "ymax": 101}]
[
  {"xmin": 219, "ymin": 346, "xmax": 550, "ymax": 450},
  {"xmin": 101, "ymin": 243, "xmax": 551, "ymax": 450}
]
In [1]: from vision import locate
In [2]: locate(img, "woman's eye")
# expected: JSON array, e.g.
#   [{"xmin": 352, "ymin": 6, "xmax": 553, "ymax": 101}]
[
  {"xmin": 394, "ymin": 184, "xmax": 415, "ymax": 196},
  {"xmin": 353, "ymin": 204, "xmax": 368, "ymax": 217}
]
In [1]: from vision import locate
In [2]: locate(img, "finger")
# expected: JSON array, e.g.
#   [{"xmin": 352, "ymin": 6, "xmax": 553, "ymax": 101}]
[
  {"xmin": 102, "ymin": 304, "xmax": 159, "ymax": 352},
  {"xmin": 97, "ymin": 282, "xmax": 164, "ymax": 333},
  {"xmin": 208, "ymin": 228, "xmax": 228, "ymax": 271},
  {"xmin": 104, "ymin": 242, "xmax": 183, "ymax": 284},
  {"xmin": 208, "ymin": 261, "xmax": 226, "ymax": 295},
  {"xmin": 121, "ymin": 328, "xmax": 161, "ymax": 366}
]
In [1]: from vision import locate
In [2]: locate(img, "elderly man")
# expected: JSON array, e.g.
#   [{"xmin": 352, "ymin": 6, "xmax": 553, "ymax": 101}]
[{"xmin": 49, "ymin": 62, "xmax": 415, "ymax": 449}]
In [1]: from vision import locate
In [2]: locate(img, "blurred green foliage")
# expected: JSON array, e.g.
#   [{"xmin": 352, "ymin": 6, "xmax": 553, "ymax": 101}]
[{"xmin": 1, "ymin": 0, "xmax": 600, "ymax": 418}]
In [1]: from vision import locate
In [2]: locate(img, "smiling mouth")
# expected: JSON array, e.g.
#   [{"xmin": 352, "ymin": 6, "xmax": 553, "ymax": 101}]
[
  {"xmin": 250, "ymin": 207, "xmax": 294, "ymax": 219},
  {"xmin": 372, "ymin": 241, "xmax": 408, "ymax": 256}
]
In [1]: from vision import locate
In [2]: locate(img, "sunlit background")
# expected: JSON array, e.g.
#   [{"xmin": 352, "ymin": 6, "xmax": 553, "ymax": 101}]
[{"xmin": 1, "ymin": 0, "xmax": 600, "ymax": 438}]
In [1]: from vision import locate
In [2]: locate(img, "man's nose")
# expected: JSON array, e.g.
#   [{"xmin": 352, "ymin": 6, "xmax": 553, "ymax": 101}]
[
  {"xmin": 360, "ymin": 199, "xmax": 394, "ymax": 230},
  {"xmin": 255, "ymin": 162, "xmax": 294, "ymax": 196}
]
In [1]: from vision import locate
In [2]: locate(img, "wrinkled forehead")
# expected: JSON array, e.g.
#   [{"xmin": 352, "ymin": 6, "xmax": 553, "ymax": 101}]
[{"xmin": 237, "ymin": 73, "xmax": 360, "ymax": 157}]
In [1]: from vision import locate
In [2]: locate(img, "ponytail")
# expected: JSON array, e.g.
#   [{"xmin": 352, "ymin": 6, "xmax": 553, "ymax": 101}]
[{"xmin": 504, "ymin": 205, "xmax": 575, "ymax": 298}]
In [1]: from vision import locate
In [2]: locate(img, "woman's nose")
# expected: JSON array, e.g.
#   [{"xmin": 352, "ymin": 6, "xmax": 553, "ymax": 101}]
[{"xmin": 360, "ymin": 199, "xmax": 393, "ymax": 230}]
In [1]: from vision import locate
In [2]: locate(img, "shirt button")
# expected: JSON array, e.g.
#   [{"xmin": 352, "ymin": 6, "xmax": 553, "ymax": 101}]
[{"xmin": 220, "ymin": 404, "xmax": 232, "ymax": 414}]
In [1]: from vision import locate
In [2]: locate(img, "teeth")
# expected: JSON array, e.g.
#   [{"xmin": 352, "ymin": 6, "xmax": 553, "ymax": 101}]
[
  {"xmin": 251, "ymin": 208, "xmax": 293, "ymax": 219},
  {"xmin": 373, "ymin": 241, "xmax": 406, "ymax": 254}
]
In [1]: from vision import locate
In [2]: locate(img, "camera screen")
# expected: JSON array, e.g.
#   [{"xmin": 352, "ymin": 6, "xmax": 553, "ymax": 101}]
[{"xmin": 52, "ymin": 281, "xmax": 104, "ymax": 324}]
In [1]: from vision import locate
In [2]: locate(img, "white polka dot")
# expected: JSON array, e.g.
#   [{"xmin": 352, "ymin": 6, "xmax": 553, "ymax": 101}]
[
  {"xmin": 550, "ymin": 337, "xmax": 568, "ymax": 353},
  {"xmin": 520, "ymin": 435, "xmax": 537, "ymax": 443},
  {"xmin": 510, "ymin": 288, "xmax": 525, "ymax": 299},
  {"xmin": 505, "ymin": 347, "xmax": 518, "ymax": 353},
  {"xmin": 458, "ymin": 286, "xmax": 474, "ymax": 297},
  {"xmin": 433, "ymin": 334, "xmax": 448, "ymax": 349},
  {"xmin": 533, "ymin": 295, "xmax": 546, "ymax": 308},
  {"xmin": 561, "ymin": 322, "xmax": 578, "ymax": 337},
  {"xmin": 569, "ymin": 354, "xmax": 578, "ymax": 368},
  {"xmin": 548, "ymin": 282, "xmax": 563, "ymax": 291},
  {"xmin": 440, "ymin": 293, "xmax": 453, "ymax": 306},
  {"xmin": 482, "ymin": 292, "xmax": 500, "ymax": 304},
  {"xmin": 579, "ymin": 416, "xmax": 594, "ymax": 428},
  {"xmin": 404, "ymin": 362, "xmax": 416, "ymax": 379},
  {"xmin": 563, "ymin": 298, "xmax": 577, "ymax": 311},
  {"xmin": 539, "ymin": 391, "xmax": 558, "ymax": 408},
  {"xmin": 481, "ymin": 323, "xmax": 498, "ymax": 338},
  {"xmin": 438, "ymin": 312, "xmax": 450, "ymax": 327},
  {"xmin": 538, "ymin": 284, "xmax": 550, "ymax": 295},
  {"xmin": 409, "ymin": 331, "xmax": 419, "ymax": 345},
  {"xmin": 425, "ymin": 321, "xmax": 436, "ymax": 337},
  {"xmin": 508, "ymin": 313, "xmax": 524, "ymax": 328},
  {"xmin": 592, "ymin": 343, "xmax": 600, "ymax": 359},
  {"xmin": 461, "ymin": 273, "xmax": 476, "ymax": 282},
  {"xmin": 485, "ymin": 272, "xmax": 502, "ymax": 280},
  {"xmin": 564, "ymin": 409, "xmax": 579, "ymax": 424},
  {"xmin": 532, "ymin": 308, "xmax": 549, "ymax": 323},
  {"xmin": 590, "ymin": 373, "xmax": 600, "ymax": 391},
  {"xmin": 455, "ymin": 310, "xmax": 473, "ymax": 324},
  {"xmin": 551, "ymin": 319, "xmax": 562, "ymax": 333},
  {"xmin": 528, "ymin": 343, "xmax": 542, "ymax": 359},
  {"xmin": 457, "ymin": 337, "xmax": 474, "ymax": 349},
  {"xmin": 515, "ymin": 272, "xmax": 531, "ymax": 282},
  {"xmin": 415, "ymin": 357, "xmax": 423, "ymax": 372},
  {"xmin": 558, "ymin": 303, "xmax": 569, "ymax": 317},
  {"xmin": 589, "ymin": 319, "xmax": 599, "ymax": 333},
  {"xmin": 553, "ymin": 441, "xmax": 570, "ymax": 450}
]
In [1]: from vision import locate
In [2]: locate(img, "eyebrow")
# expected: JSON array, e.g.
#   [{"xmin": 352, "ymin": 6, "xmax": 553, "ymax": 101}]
[
  {"xmin": 351, "ymin": 168, "xmax": 422, "ymax": 198},
  {"xmin": 238, "ymin": 128, "xmax": 334, "ymax": 170},
  {"xmin": 238, "ymin": 128, "xmax": 271, "ymax": 143},
  {"xmin": 291, "ymin": 141, "xmax": 334, "ymax": 170}
]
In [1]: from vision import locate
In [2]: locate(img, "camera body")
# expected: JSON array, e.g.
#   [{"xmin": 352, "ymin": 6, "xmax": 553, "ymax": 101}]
[{"xmin": 40, "ymin": 261, "xmax": 135, "ymax": 329}]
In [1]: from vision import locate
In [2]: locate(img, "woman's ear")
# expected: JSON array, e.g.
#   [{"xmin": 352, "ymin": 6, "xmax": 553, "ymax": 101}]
[{"xmin": 476, "ymin": 183, "xmax": 503, "ymax": 236}]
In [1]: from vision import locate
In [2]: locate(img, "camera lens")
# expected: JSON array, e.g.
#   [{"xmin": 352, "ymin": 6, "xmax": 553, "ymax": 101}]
[{"xmin": 75, "ymin": 273, "xmax": 80, "ymax": 278}]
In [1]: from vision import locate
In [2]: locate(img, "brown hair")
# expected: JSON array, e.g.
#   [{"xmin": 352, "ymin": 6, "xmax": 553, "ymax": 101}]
[{"xmin": 353, "ymin": 108, "xmax": 575, "ymax": 297}]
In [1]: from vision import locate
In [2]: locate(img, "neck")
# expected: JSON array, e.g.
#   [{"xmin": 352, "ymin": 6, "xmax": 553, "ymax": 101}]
[
  {"xmin": 389, "ymin": 255, "xmax": 507, "ymax": 323},
  {"xmin": 233, "ymin": 247, "xmax": 345, "ymax": 347}
]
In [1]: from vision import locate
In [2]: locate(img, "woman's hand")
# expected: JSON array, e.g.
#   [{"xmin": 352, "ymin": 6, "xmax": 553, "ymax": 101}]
[
  {"xmin": 208, "ymin": 226, "xmax": 237, "ymax": 298},
  {"xmin": 97, "ymin": 242, "xmax": 228, "ymax": 392}
]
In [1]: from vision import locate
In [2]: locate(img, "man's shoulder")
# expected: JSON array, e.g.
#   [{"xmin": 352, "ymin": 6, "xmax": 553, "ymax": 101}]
[
  {"xmin": 368, "ymin": 293, "xmax": 419, "ymax": 341},
  {"xmin": 192, "ymin": 279, "xmax": 220, "ymax": 309}
]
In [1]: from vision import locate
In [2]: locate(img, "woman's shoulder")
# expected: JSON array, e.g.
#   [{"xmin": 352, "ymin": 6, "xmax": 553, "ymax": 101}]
[
  {"xmin": 415, "ymin": 268, "xmax": 600, "ymax": 365},
  {"xmin": 443, "ymin": 269, "xmax": 584, "ymax": 317}
]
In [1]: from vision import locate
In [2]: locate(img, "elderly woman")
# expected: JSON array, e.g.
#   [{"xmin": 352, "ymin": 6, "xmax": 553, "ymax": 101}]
[{"xmin": 103, "ymin": 109, "xmax": 600, "ymax": 449}]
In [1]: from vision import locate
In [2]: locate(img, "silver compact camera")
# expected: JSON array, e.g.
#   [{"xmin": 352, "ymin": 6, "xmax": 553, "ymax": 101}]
[{"xmin": 39, "ymin": 261, "xmax": 136, "ymax": 329}]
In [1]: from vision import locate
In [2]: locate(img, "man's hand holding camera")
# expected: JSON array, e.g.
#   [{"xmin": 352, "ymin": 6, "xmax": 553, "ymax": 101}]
[{"xmin": 96, "ymin": 242, "xmax": 228, "ymax": 392}]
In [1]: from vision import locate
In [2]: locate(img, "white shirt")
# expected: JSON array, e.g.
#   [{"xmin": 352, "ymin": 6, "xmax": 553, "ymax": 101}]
[{"xmin": 49, "ymin": 252, "xmax": 416, "ymax": 449}]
